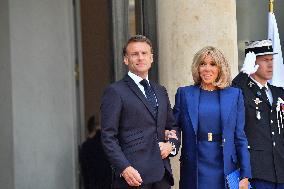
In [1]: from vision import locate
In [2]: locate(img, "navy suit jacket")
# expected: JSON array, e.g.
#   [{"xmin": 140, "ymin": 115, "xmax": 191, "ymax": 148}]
[
  {"xmin": 173, "ymin": 85, "xmax": 251, "ymax": 189},
  {"xmin": 101, "ymin": 75, "xmax": 179, "ymax": 187}
]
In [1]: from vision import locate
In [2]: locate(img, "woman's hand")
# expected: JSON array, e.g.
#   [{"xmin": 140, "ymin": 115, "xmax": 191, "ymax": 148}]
[
  {"xmin": 239, "ymin": 178, "xmax": 249, "ymax": 189},
  {"xmin": 165, "ymin": 130, "xmax": 178, "ymax": 140}
]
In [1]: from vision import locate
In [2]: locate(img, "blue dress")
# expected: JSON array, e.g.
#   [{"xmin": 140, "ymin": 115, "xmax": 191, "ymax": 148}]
[{"xmin": 197, "ymin": 89, "xmax": 225, "ymax": 189}]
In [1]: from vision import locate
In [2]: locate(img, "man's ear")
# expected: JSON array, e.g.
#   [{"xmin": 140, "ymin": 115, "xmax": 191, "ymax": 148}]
[
  {"xmin": 150, "ymin": 53, "xmax": 154, "ymax": 63},
  {"xmin": 124, "ymin": 56, "xmax": 128, "ymax": 65}
]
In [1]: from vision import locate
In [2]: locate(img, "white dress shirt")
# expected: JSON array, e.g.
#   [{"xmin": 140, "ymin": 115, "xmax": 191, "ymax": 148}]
[{"xmin": 128, "ymin": 71, "xmax": 149, "ymax": 97}]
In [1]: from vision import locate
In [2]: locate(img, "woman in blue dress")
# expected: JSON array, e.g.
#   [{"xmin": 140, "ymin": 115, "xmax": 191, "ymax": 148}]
[{"xmin": 173, "ymin": 46, "xmax": 251, "ymax": 189}]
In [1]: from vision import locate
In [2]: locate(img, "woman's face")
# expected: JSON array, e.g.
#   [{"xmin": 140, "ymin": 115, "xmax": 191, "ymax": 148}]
[{"xmin": 198, "ymin": 55, "xmax": 219, "ymax": 86}]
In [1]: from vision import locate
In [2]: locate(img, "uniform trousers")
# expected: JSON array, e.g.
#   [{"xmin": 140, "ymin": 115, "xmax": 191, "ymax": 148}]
[{"xmin": 251, "ymin": 179, "xmax": 284, "ymax": 189}]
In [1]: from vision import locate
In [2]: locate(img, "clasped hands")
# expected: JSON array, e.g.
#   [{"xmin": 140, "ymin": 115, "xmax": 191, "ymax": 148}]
[
  {"xmin": 159, "ymin": 130, "xmax": 178, "ymax": 159},
  {"xmin": 241, "ymin": 51, "xmax": 259, "ymax": 75},
  {"xmin": 121, "ymin": 130, "xmax": 178, "ymax": 186}
]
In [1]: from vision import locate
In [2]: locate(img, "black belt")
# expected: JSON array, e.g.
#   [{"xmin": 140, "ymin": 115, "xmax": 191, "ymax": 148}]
[{"xmin": 198, "ymin": 132, "xmax": 222, "ymax": 142}]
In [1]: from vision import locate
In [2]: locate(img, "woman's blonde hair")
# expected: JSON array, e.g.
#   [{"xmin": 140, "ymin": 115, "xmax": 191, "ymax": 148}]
[{"xmin": 191, "ymin": 46, "xmax": 231, "ymax": 89}]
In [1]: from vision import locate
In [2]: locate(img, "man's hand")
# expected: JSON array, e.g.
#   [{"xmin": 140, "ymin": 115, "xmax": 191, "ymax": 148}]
[
  {"xmin": 159, "ymin": 142, "xmax": 173, "ymax": 159},
  {"xmin": 165, "ymin": 130, "xmax": 178, "ymax": 140},
  {"xmin": 241, "ymin": 51, "xmax": 258, "ymax": 75},
  {"xmin": 121, "ymin": 166, "xmax": 142, "ymax": 186},
  {"xmin": 239, "ymin": 178, "xmax": 249, "ymax": 189}
]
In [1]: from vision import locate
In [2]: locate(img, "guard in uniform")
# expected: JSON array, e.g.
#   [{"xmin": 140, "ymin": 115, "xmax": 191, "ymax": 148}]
[{"xmin": 233, "ymin": 39, "xmax": 284, "ymax": 189}]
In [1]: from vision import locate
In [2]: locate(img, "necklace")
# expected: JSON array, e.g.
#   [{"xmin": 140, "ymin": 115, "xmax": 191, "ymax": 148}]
[{"xmin": 200, "ymin": 85, "xmax": 217, "ymax": 91}]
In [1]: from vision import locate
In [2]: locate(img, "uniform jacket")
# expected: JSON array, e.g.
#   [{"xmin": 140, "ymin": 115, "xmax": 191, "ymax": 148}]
[
  {"xmin": 100, "ymin": 75, "xmax": 180, "ymax": 188},
  {"xmin": 233, "ymin": 72, "xmax": 284, "ymax": 183},
  {"xmin": 173, "ymin": 85, "xmax": 251, "ymax": 189}
]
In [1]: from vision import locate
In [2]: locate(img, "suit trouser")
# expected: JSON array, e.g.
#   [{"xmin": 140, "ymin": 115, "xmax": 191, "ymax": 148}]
[
  {"xmin": 251, "ymin": 179, "xmax": 284, "ymax": 189},
  {"xmin": 114, "ymin": 172, "xmax": 171, "ymax": 189}
]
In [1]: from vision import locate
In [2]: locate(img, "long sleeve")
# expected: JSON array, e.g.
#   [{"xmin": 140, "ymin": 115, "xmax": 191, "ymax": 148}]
[
  {"xmin": 234, "ymin": 89, "xmax": 252, "ymax": 178},
  {"xmin": 100, "ymin": 86, "xmax": 131, "ymax": 174},
  {"xmin": 232, "ymin": 72, "xmax": 250, "ymax": 89},
  {"xmin": 163, "ymin": 86, "xmax": 181, "ymax": 156}
]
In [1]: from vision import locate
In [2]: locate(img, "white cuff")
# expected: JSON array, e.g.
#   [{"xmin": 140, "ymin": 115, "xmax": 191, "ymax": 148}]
[{"xmin": 169, "ymin": 142, "xmax": 177, "ymax": 155}]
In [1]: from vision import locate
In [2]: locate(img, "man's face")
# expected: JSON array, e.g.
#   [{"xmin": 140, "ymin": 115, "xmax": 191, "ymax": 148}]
[
  {"xmin": 252, "ymin": 54, "xmax": 273, "ymax": 84},
  {"xmin": 124, "ymin": 42, "xmax": 153, "ymax": 79}
]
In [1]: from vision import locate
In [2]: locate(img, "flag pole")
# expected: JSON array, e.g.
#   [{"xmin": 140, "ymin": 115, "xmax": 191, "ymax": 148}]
[
  {"xmin": 269, "ymin": 0, "xmax": 274, "ymax": 13},
  {"xmin": 268, "ymin": 0, "xmax": 284, "ymax": 88}
]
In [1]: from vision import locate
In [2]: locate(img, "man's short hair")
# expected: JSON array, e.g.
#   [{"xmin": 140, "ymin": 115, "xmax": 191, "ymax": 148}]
[{"xmin": 122, "ymin": 35, "xmax": 153, "ymax": 56}]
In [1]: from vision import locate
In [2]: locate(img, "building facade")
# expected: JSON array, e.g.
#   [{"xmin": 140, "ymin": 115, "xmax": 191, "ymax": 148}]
[{"xmin": 1, "ymin": 0, "xmax": 283, "ymax": 188}]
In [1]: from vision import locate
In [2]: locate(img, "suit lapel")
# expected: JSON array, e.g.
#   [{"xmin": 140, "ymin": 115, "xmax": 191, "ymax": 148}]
[
  {"xmin": 184, "ymin": 87, "xmax": 235, "ymax": 134},
  {"xmin": 186, "ymin": 86, "xmax": 200, "ymax": 135},
  {"xmin": 220, "ymin": 88, "xmax": 233, "ymax": 131},
  {"xmin": 124, "ymin": 75, "xmax": 156, "ymax": 119}
]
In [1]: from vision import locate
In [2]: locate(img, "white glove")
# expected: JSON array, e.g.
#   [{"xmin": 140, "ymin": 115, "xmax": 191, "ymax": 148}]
[{"xmin": 241, "ymin": 51, "xmax": 259, "ymax": 75}]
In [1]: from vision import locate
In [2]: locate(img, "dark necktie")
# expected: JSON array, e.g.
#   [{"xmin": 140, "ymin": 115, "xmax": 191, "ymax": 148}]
[
  {"xmin": 140, "ymin": 79, "xmax": 157, "ymax": 117},
  {"xmin": 261, "ymin": 87, "xmax": 270, "ymax": 105}
]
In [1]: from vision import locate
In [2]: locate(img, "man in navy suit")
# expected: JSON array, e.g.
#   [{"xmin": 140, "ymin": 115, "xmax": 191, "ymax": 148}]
[{"xmin": 101, "ymin": 35, "xmax": 179, "ymax": 189}]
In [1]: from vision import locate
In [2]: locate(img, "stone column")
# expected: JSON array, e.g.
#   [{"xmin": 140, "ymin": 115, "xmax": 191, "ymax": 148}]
[
  {"xmin": 157, "ymin": 1, "xmax": 238, "ymax": 188},
  {"xmin": 0, "ymin": 0, "xmax": 78, "ymax": 188},
  {"xmin": 0, "ymin": 0, "xmax": 14, "ymax": 188}
]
